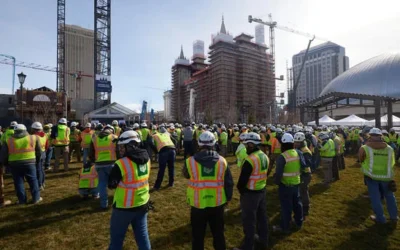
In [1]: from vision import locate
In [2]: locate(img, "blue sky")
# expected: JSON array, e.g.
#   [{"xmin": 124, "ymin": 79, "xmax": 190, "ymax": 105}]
[{"xmin": 1, "ymin": 0, "xmax": 399, "ymax": 112}]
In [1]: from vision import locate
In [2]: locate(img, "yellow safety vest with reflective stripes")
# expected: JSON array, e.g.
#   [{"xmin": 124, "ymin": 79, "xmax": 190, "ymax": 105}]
[
  {"xmin": 69, "ymin": 129, "xmax": 81, "ymax": 143},
  {"xmin": 186, "ymin": 155, "xmax": 227, "ymax": 208},
  {"xmin": 79, "ymin": 166, "xmax": 99, "ymax": 189},
  {"xmin": 220, "ymin": 132, "xmax": 228, "ymax": 146},
  {"xmin": 36, "ymin": 134, "xmax": 47, "ymax": 152},
  {"xmin": 152, "ymin": 133, "xmax": 174, "ymax": 152},
  {"xmin": 320, "ymin": 139, "xmax": 336, "ymax": 158},
  {"xmin": 92, "ymin": 134, "xmax": 117, "ymax": 163},
  {"xmin": 113, "ymin": 157, "xmax": 150, "ymax": 208},
  {"xmin": 361, "ymin": 145, "xmax": 394, "ymax": 181},
  {"xmin": 244, "ymin": 150, "xmax": 269, "ymax": 190},
  {"xmin": 7, "ymin": 135, "xmax": 37, "ymax": 162},
  {"xmin": 53, "ymin": 125, "xmax": 70, "ymax": 146},
  {"xmin": 281, "ymin": 149, "xmax": 301, "ymax": 186},
  {"xmin": 301, "ymin": 146, "xmax": 312, "ymax": 174},
  {"xmin": 231, "ymin": 131, "xmax": 240, "ymax": 143},
  {"xmin": 141, "ymin": 128, "xmax": 150, "ymax": 141},
  {"xmin": 81, "ymin": 130, "xmax": 94, "ymax": 148}
]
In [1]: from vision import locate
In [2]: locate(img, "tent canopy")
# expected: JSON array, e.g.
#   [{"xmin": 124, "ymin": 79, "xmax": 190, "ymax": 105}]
[
  {"xmin": 333, "ymin": 114, "xmax": 367, "ymax": 126},
  {"xmin": 307, "ymin": 115, "xmax": 336, "ymax": 126},
  {"xmin": 365, "ymin": 114, "xmax": 400, "ymax": 127}
]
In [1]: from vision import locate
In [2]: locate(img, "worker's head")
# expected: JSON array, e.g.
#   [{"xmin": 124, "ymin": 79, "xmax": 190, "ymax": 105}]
[
  {"xmin": 242, "ymin": 132, "xmax": 261, "ymax": 154},
  {"xmin": 70, "ymin": 121, "xmax": 77, "ymax": 128},
  {"xmin": 281, "ymin": 133, "xmax": 295, "ymax": 152},
  {"xmin": 14, "ymin": 124, "xmax": 27, "ymax": 133},
  {"xmin": 112, "ymin": 120, "xmax": 118, "ymax": 126},
  {"xmin": 10, "ymin": 121, "xmax": 18, "ymax": 129},
  {"xmin": 117, "ymin": 131, "xmax": 141, "ymax": 156},
  {"xmin": 369, "ymin": 128, "xmax": 382, "ymax": 138},
  {"xmin": 85, "ymin": 123, "xmax": 91, "ymax": 129},
  {"xmin": 390, "ymin": 128, "xmax": 395, "ymax": 134},
  {"xmin": 293, "ymin": 132, "xmax": 306, "ymax": 149},
  {"xmin": 382, "ymin": 130, "xmax": 389, "ymax": 136},
  {"xmin": 31, "ymin": 122, "xmax": 43, "ymax": 133},
  {"xmin": 58, "ymin": 118, "xmax": 67, "ymax": 125},
  {"xmin": 95, "ymin": 123, "xmax": 103, "ymax": 131},
  {"xmin": 103, "ymin": 124, "xmax": 115, "ymax": 134},
  {"xmin": 159, "ymin": 125, "xmax": 167, "ymax": 133},
  {"xmin": 198, "ymin": 131, "xmax": 216, "ymax": 150}
]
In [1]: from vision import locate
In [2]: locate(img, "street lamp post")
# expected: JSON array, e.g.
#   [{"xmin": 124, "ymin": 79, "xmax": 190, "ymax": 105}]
[{"xmin": 17, "ymin": 72, "xmax": 26, "ymax": 124}]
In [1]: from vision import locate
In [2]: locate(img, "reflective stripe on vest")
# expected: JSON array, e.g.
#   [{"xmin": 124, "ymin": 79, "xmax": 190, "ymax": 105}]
[
  {"xmin": 7, "ymin": 135, "xmax": 36, "ymax": 162},
  {"xmin": 281, "ymin": 150, "xmax": 301, "ymax": 185},
  {"xmin": 37, "ymin": 135, "xmax": 47, "ymax": 152},
  {"xmin": 245, "ymin": 151, "xmax": 268, "ymax": 190},
  {"xmin": 361, "ymin": 145, "xmax": 393, "ymax": 181},
  {"xmin": 79, "ymin": 166, "xmax": 98, "ymax": 188},
  {"xmin": 81, "ymin": 131, "xmax": 94, "ymax": 148},
  {"xmin": 187, "ymin": 156, "xmax": 227, "ymax": 208},
  {"xmin": 53, "ymin": 125, "xmax": 70, "ymax": 146},
  {"xmin": 93, "ymin": 134, "xmax": 116, "ymax": 162},
  {"xmin": 153, "ymin": 133, "xmax": 174, "ymax": 152},
  {"xmin": 114, "ymin": 157, "xmax": 150, "ymax": 208}
]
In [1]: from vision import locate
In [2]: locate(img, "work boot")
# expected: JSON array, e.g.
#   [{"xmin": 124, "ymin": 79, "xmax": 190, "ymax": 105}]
[
  {"xmin": 33, "ymin": 197, "xmax": 43, "ymax": 204},
  {"xmin": 0, "ymin": 200, "xmax": 11, "ymax": 208}
]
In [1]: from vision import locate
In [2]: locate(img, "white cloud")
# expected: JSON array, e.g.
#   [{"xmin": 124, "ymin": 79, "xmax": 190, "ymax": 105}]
[{"xmin": 124, "ymin": 103, "xmax": 142, "ymax": 113}]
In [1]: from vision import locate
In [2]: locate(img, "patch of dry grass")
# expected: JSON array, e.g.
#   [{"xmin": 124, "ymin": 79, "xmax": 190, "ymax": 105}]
[{"xmin": 1, "ymin": 155, "xmax": 400, "ymax": 250}]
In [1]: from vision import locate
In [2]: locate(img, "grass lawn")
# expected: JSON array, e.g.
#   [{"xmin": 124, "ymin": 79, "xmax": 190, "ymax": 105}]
[{"xmin": 1, "ymin": 154, "xmax": 400, "ymax": 250}]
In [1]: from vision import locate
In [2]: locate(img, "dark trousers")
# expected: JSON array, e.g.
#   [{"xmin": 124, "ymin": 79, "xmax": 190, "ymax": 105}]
[
  {"xmin": 154, "ymin": 148, "xmax": 176, "ymax": 189},
  {"xmin": 240, "ymin": 189, "xmax": 268, "ymax": 250},
  {"xmin": 191, "ymin": 205, "xmax": 226, "ymax": 250},
  {"xmin": 300, "ymin": 174, "xmax": 311, "ymax": 216},
  {"xmin": 332, "ymin": 156, "xmax": 340, "ymax": 181},
  {"xmin": 338, "ymin": 153, "xmax": 345, "ymax": 170},
  {"xmin": 232, "ymin": 143, "xmax": 239, "ymax": 156},
  {"xmin": 36, "ymin": 152, "xmax": 46, "ymax": 188},
  {"xmin": 183, "ymin": 141, "xmax": 194, "ymax": 159},
  {"xmin": 278, "ymin": 184, "xmax": 303, "ymax": 231}
]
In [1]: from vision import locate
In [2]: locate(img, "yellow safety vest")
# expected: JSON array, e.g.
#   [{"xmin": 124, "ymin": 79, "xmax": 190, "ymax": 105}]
[
  {"xmin": 79, "ymin": 166, "xmax": 99, "ymax": 188},
  {"xmin": 320, "ymin": 139, "xmax": 336, "ymax": 158},
  {"xmin": 389, "ymin": 133, "xmax": 398, "ymax": 143},
  {"xmin": 231, "ymin": 132, "xmax": 240, "ymax": 143},
  {"xmin": 114, "ymin": 126, "xmax": 122, "ymax": 137},
  {"xmin": 361, "ymin": 145, "xmax": 394, "ymax": 181},
  {"xmin": 69, "ymin": 129, "xmax": 81, "ymax": 143},
  {"xmin": 141, "ymin": 128, "xmax": 150, "ymax": 141},
  {"xmin": 7, "ymin": 135, "xmax": 37, "ymax": 162},
  {"xmin": 244, "ymin": 150, "xmax": 269, "ymax": 190},
  {"xmin": 301, "ymin": 146, "xmax": 312, "ymax": 173},
  {"xmin": 81, "ymin": 130, "xmax": 94, "ymax": 148},
  {"xmin": 36, "ymin": 134, "xmax": 47, "ymax": 152},
  {"xmin": 53, "ymin": 125, "xmax": 70, "ymax": 146},
  {"xmin": 113, "ymin": 157, "xmax": 150, "ymax": 208},
  {"xmin": 152, "ymin": 133, "xmax": 174, "ymax": 152},
  {"xmin": 281, "ymin": 149, "xmax": 301, "ymax": 186},
  {"xmin": 186, "ymin": 155, "xmax": 227, "ymax": 208},
  {"xmin": 92, "ymin": 134, "xmax": 117, "ymax": 163}
]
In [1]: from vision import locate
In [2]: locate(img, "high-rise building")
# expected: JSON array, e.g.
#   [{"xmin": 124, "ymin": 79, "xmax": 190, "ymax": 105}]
[
  {"xmin": 65, "ymin": 24, "xmax": 94, "ymax": 100},
  {"xmin": 170, "ymin": 17, "xmax": 275, "ymax": 123},
  {"xmin": 255, "ymin": 24, "xmax": 265, "ymax": 45},
  {"xmin": 163, "ymin": 90, "xmax": 172, "ymax": 121},
  {"xmin": 292, "ymin": 41, "xmax": 349, "ymax": 106}
]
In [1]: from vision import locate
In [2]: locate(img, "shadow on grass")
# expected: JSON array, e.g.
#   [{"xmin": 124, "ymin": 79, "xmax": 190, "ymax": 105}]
[
  {"xmin": 337, "ymin": 191, "xmax": 371, "ymax": 228},
  {"xmin": 151, "ymin": 223, "xmax": 192, "ymax": 249},
  {"xmin": 0, "ymin": 195, "xmax": 101, "ymax": 238},
  {"xmin": 334, "ymin": 223, "xmax": 396, "ymax": 250},
  {"xmin": 309, "ymin": 183, "xmax": 330, "ymax": 197},
  {"xmin": 45, "ymin": 171, "xmax": 78, "ymax": 180}
]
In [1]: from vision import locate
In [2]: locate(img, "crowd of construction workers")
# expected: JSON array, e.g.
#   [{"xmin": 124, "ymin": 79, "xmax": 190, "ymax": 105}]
[{"xmin": 0, "ymin": 118, "xmax": 398, "ymax": 250}]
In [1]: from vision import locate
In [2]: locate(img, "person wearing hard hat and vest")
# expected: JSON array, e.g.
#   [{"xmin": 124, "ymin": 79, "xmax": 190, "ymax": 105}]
[
  {"xmin": 43, "ymin": 123, "xmax": 53, "ymax": 170},
  {"xmin": 234, "ymin": 132, "xmax": 269, "ymax": 250},
  {"xmin": 81, "ymin": 123, "xmax": 94, "ymax": 165},
  {"xmin": 51, "ymin": 118, "xmax": 70, "ymax": 172},
  {"xmin": 294, "ymin": 132, "xmax": 312, "ymax": 217},
  {"xmin": 108, "ymin": 130, "xmax": 151, "ymax": 250},
  {"xmin": 318, "ymin": 132, "xmax": 336, "ymax": 185},
  {"xmin": 359, "ymin": 128, "xmax": 398, "ymax": 224},
  {"xmin": 183, "ymin": 122, "xmax": 194, "ymax": 159},
  {"xmin": 182, "ymin": 131, "xmax": 233, "ymax": 250},
  {"xmin": 89, "ymin": 125, "xmax": 118, "ymax": 209},
  {"xmin": 112, "ymin": 120, "xmax": 122, "ymax": 137},
  {"xmin": 219, "ymin": 126, "xmax": 228, "ymax": 157},
  {"xmin": 31, "ymin": 122, "xmax": 48, "ymax": 190},
  {"xmin": 1, "ymin": 121, "xmax": 17, "ymax": 145},
  {"xmin": 69, "ymin": 122, "xmax": 82, "ymax": 163},
  {"xmin": 150, "ymin": 125, "xmax": 176, "ymax": 190},
  {"xmin": 140, "ymin": 122, "xmax": 152, "ymax": 159},
  {"xmin": 78, "ymin": 161, "xmax": 99, "ymax": 199},
  {"xmin": 174, "ymin": 123, "xmax": 182, "ymax": 154},
  {"xmin": 1, "ymin": 124, "xmax": 43, "ymax": 204},
  {"xmin": 273, "ymin": 133, "xmax": 306, "ymax": 233},
  {"xmin": 268, "ymin": 128, "xmax": 283, "ymax": 176},
  {"xmin": 235, "ymin": 133, "xmax": 248, "ymax": 168},
  {"xmin": 259, "ymin": 126, "xmax": 269, "ymax": 154},
  {"xmin": 231, "ymin": 126, "xmax": 240, "ymax": 156}
]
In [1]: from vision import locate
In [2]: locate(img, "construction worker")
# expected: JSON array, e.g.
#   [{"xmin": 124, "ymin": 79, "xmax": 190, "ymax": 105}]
[
  {"xmin": 51, "ymin": 118, "xmax": 70, "ymax": 172},
  {"xmin": 1, "ymin": 124, "xmax": 42, "ymax": 204},
  {"xmin": 81, "ymin": 123, "xmax": 94, "ymax": 165},
  {"xmin": 183, "ymin": 122, "xmax": 194, "ymax": 159},
  {"xmin": 294, "ymin": 132, "xmax": 312, "ymax": 217},
  {"xmin": 95, "ymin": 123, "xmax": 103, "ymax": 136},
  {"xmin": 389, "ymin": 128, "xmax": 398, "ymax": 151},
  {"xmin": 183, "ymin": 131, "xmax": 233, "ymax": 250},
  {"xmin": 108, "ymin": 130, "xmax": 151, "ymax": 250},
  {"xmin": 1, "ymin": 121, "xmax": 17, "ymax": 145},
  {"xmin": 235, "ymin": 133, "xmax": 248, "ymax": 168},
  {"xmin": 219, "ymin": 126, "xmax": 228, "ymax": 157},
  {"xmin": 140, "ymin": 122, "xmax": 152, "ymax": 158},
  {"xmin": 31, "ymin": 122, "xmax": 48, "ymax": 190},
  {"xmin": 175, "ymin": 123, "xmax": 182, "ymax": 154},
  {"xmin": 78, "ymin": 161, "xmax": 99, "ymax": 199},
  {"xmin": 268, "ymin": 128, "xmax": 283, "ymax": 176},
  {"xmin": 235, "ymin": 132, "xmax": 269, "ymax": 250},
  {"xmin": 231, "ymin": 127, "xmax": 240, "ymax": 155},
  {"xmin": 89, "ymin": 125, "xmax": 117, "ymax": 209},
  {"xmin": 112, "ymin": 120, "xmax": 122, "ymax": 137},
  {"xmin": 259, "ymin": 126, "xmax": 269, "ymax": 154},
  {"xmin": 193, "ymin": 124, "xmax": 205, "ymax": 153},
  {"xmin": 43, "ymin": 124, "xmax": 53, "ymax": 170},
  {"xmin": 332, "ymin": 132, "xmax": 341, "ymax": 180},
  {"xmin": 151, "ymin": 125, "xmax": 176, "ymax": 190},
  {"xmin": 318, "ymin": 132, "xmax": 336, "ymax": 185},
  {"xmin": 359, "ymin": 128, "xmax": 398, "ymax": 224},
  {"xmin": 273, "ymin": 133, "xmax": 304, "ymax": 233},
  {"xmin": 69, "ymin": 122, "xmax": 82, "ymax": 163}
]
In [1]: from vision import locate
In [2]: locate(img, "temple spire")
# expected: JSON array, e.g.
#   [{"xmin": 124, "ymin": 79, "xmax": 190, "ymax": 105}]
[
  {"xmin": 179, "ymin": 45, "xmax": 185, "ymax": 59},
  {"xmin": 220, "ymin": 15, "xmax": 226, "ymax": 34}
]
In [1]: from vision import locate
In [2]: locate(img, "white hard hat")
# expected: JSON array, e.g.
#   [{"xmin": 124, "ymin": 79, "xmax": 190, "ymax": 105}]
[
  {"xmin": 31, "ymin": 122, "xmax": 43, "ymax": 130},
  {"xmin": 118, "ymin": 131, "xmax": 141, "ymax": 144},
  {"xmin": 261, "ymin": 126, "xmax": 266, "ymax": 132},
  {"xmin": 294, "ymin": 132, "xmax": 306, "ymax": 142},
  {"xmin": 59, "ymin": 118, "xmax": 67, "ymax": 124},
  {"xmin": 318, "ymin": 132, "xmax": 330, "ymax": 140},
  {"xmin": 10, "ymin": 121, "xmax": 18, "ymax": 127},
  {"xmin": 243, "ymin": 132, "xmax": 261, "ymax": 145},
  {"xmin": 47, "ymin": 123, "xmax": 53, "ymax": 128},
  {"xmin": 198, "ymin": 131, "xmax": 216, "ymax": 147},
  {"xmin": 132, "ymin": 123, "xmax": 139, "ymax": 129},
  {"xmin": 276, "ymin": 128, "xmax": 283, "ymax": 133},
  {"xmin": 85, "ymin": 123, "xmax": 91, "ymax": 128},
  {"xmin": 112, "ymin": 120, "xmax": 118, "ymax": 126},
  {"xmin": 70, "ymin": 122, "xmax": 78, "ymax": 127},
  {"xmin": 381, "ymin": 130, "xmax": 389, "ymax": 135},
  {"xmin": 170, "ymin": 125, "xmax": 175, "ymax": 130},
  {"xmin": 104, "ymin": 124, "xmax": 115, "ymax": 133},
  {"xmin": 141, "ymin": 122, "xmax": 147, "ymax": 127},
  {"xmin": 369, "ymin": 128, "xmax": 382, "ymax": 135},
  {"xmin": 239, "ymin": 133, "xmax": 247, "ymax": 141},
  {"xmin": 281, "ymin": 133, "xmax": 294, "ymax": 143},
  {"xmin": 14, "ymin": 124, "xmax": 27, "ymax": 131}
]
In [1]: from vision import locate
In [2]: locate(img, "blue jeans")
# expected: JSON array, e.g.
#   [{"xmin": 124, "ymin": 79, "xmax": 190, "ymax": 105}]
[
  {"xmin": 36, "ymin": 152, "xmax": 46, "ymax": 187},
  {"xmin": 82, "ymin": 148, "xmax": 89, "ymax": 165},
  {"xmin": 154, "ymin": 149, "xmax": 176, "ymax": 189},
  {"xmin": 79, "ymin": 188, "xmax": 99, "ymax": 197},
  {"xmin": 109, "ymin": 208, "xmax": 151, "ymax": 250},
  {"xmin": 278, "ymin": 184, "xmax": 303, "ymax": 231},
  {"xmin": 11, "ymin": 164, "xmax": 40, "ymax": 203},
  {"xmin": 45, "ymin": 147, "xmax": 53, "ymax": 168},
  {"xmin": 95, "ymin": 164, "xmax": 113, "ymax": 208},
  {"xmin": 366, "ymin": 178, "xmax": 398, "ymax": 223}
]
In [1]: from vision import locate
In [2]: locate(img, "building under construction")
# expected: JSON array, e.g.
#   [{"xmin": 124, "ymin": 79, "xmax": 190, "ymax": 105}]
[{"xmin": 171, "ymin": 17, "xmax": 275, "ymax": 123}]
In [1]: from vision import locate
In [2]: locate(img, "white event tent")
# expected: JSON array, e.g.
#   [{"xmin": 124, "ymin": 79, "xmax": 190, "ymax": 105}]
[
  {"xmin": 332, "ymin": 114, "xmax": 367, "ymax": 126},
  {"xmin": 365, "ymin": 114, "xmax": 400, "ymax": 127},
  {"xmin": 307, "ymin": 115, "xmax": 336, "ymax": 126}
]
